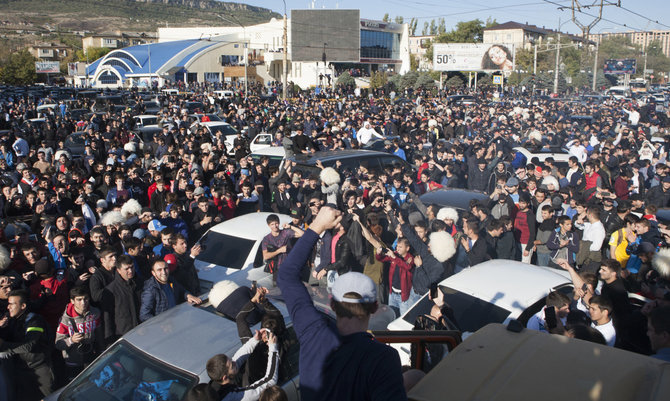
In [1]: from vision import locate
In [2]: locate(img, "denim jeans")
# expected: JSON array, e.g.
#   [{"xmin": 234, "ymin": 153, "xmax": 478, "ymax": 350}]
[
  {"xmin": 388, "ymin": 291, "xmax": 413, "ymax": 317},
  {"xmin": 537, "ymin": 251, "xmax": 551, "ymax": 267}
]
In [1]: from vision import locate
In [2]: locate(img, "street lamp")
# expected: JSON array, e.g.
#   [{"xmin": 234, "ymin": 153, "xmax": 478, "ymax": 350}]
[
  {"xmin": 553, "ymin": 17, "xmax": 574, "ymax": 94},
  {"xmin": 281, "ymin": 0, "xmax": 288, "ymax": 100},
  {"xmin": 217, "ymin": 14, "xmax": 248, "ymax": 99}
]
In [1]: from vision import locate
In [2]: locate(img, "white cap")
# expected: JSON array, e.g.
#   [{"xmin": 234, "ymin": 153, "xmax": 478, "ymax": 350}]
[{"xmin": 331, "ymin": 272, "xmax": 377, "ymax": 304}]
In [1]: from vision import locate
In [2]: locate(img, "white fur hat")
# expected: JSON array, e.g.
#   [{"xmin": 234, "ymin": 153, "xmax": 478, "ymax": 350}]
[
  {"xmin": 652, "ymin": 247, "xmax": 670, "ymax": 279},
  {"xmin": 0, "ymin": 244, "xmax": 10, "ymax": 272},
  {"xmin": 436, "ymin": 207, "xmax": 459, "ymax": 225},
  {"xmin": 208, "ymin": 280, "xmax": 240, "ymax": 308},
  {"xmin": 120, "ymin": 199, "xmax": 142, "ymax": 219},
  {"xmin": 123, "ymin": 142, "xmax": 136, "ymax": 153},
  {"xmin": 320, "ymin": 167, "xmax": 341, "ymax": 186},
  {"xmin": 429, "ymin": 231, "xmax": 457, "ymax": 263},
  {"xmin": 100, "ymin": 211, "xmax": 124, "ymax": 226}
]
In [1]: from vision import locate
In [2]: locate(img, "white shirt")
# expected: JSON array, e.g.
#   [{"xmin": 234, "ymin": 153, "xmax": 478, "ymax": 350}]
[
  {"xmin": 592, "ymin": 319, "xmax": 616, "ymax": 346},
  {"xmin": 583, "ymin": 221, "xmax": 606, "ymax": 251},
  {"xmin": 357, "ymin": 124, "xmax": 382, "ymax": 145}
]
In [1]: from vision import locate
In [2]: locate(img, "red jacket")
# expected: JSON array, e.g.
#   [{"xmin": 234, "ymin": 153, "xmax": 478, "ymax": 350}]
[{"xmin": 376, "ymin": 251, "xmax": 415, "ymax": 302}]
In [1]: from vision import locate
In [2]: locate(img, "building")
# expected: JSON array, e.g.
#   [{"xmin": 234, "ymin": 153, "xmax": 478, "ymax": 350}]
[
  {"xmin": 408, "ymin": 35, "xmax": 435, "ymax": 70},
  {"xmin": 85, "ymin": 11, "xmax": 410, "ymax": 88},
  {"xmin": 483, "ymin": 21, "xmax": 590, "ymax": 51},
  {"xmin": 82, "ymin": 31, "xmax": 157, "ymax": 52},
  {"xmin": 27, "ymin": 42, "xmax": 72, "ymax": 62},
  {"xmin": 590, "ymin": 30, "xmax": 670, "ymax": 58}
]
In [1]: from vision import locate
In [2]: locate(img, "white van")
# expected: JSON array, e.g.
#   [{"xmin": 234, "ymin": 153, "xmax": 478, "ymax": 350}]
[
  {"xmin": 605, "ymin": 86, "xmax": 632, "ymax": 99},
  {"xmin": 213, "ymin": 90, "xmax": 235, "ymax": 100}
]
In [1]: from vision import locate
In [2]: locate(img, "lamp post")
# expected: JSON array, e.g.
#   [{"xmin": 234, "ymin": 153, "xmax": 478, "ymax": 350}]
[
  {"xmin": 282, "ymin": 0, "xmax": 288, "ymax": 100},
  {"xmin": 592, "ymin": 27, "xmax": 612, "ymax": 92},
  {"xmin": 553, "ymin": 18, "xmax": 573, "ymax": 95},
  {"xmin": 218, "ymin": 14, "xmax": 248, "ymax": 99}
]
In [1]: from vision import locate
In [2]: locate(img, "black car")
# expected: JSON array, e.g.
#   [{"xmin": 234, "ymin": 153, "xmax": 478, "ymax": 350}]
[{"xmin": 288, "ymin": 149, "xmax": 412, "ymax": 178}]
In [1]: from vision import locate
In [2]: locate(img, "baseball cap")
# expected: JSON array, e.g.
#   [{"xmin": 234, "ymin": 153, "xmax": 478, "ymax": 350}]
[
  {"xmin": 331, "ymin": 272, "xmax": 377, "ymax": 304},
  {"xmin": 164, "ymin": 254, "xmax": 177, "ymax": 272},
  {"xmin": 148, "ymin": 219, "xmax": 166, "ymax": 232},
  {"xmin": 290, "ymin": 207, "xmax": 303, "ymax": 219}
]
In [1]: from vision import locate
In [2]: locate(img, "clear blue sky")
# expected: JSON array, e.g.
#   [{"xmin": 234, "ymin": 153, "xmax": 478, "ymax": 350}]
[{"xmin": 232, "ymin": 0, "xmax": 670, "ymax": 35}]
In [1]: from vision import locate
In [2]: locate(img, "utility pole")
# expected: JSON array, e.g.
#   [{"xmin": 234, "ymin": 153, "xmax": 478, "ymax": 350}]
[
  {"xmin": 643, "ymin": 45, "xmax": 648, "ymax": 81},
  {"xmin": 592, "ymin": 40, "xmax": 599, "ymax": 91},
  {"xmin": 554, "ymin": 32, "xmax": 561, "ymax": 94},
  {"xmin": 282, "ymin": 0, "xmax": 288, "ymax": 100}
]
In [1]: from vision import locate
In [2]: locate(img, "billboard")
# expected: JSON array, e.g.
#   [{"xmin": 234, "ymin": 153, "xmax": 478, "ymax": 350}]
[
  {"xmin": 603, "ymin": 59, "xmax": 636, "ymax": 75},
  {"xmin": 433, "ymin": 43, "xmax": 515, "ymax": 72},
  {"xmin": 35, "ymin": 61, "xmax": 60, "ymax": 73},
  {"xmin": 291, "ymin": 9, "xmax": 360, "ymax": 62}
]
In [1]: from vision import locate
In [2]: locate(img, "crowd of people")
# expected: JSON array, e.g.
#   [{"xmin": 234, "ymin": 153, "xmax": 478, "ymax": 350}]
[{"xmin": 0, "ymin": 80, "xmax": 670, "ymax": 400}]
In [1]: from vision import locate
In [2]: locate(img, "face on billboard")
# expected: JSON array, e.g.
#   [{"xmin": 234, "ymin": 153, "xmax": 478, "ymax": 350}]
[{"xmin": 433, "ymin": 43, "xmax": 514, "ymax": 72}]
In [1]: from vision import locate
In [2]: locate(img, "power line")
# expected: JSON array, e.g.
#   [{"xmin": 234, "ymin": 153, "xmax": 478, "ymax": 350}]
[
  {"xmin": 542, "ymin": 0, "xmax": 643, "ymax": 31},
  {"xmin": 603, "ymin": 0, "xmax": 670, "ymax": 30}
]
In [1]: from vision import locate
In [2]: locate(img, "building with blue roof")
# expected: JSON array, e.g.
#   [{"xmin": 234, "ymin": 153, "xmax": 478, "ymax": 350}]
[{"xmin": 87, "ymin": 38, "xmax": 249, "ymax": 88}]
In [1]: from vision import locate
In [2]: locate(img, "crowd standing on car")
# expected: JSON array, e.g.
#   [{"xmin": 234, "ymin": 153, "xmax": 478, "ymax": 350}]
[{"xmin": 1, "ymin": 81, "xmax": 670, "ymax": 400}]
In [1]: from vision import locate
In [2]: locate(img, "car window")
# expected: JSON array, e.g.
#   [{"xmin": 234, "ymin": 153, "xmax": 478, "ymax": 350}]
[
  {"xmin": 279, "ymin": 327, "xmax": 300, "ymax": 385},
  {"xmin": 197, "ymin": 232, "xmax": 256, "ymax": 269},
  {"xmin": 58, "ymin": 341, "xmax": 197, "ymax": 401},
  {"xmin": 403, "ymin": 286, "xmax": 511, "ymax": 333},
  {"xmin": 254, "ymin": 135, "xmax": 272, "ymax": 145}
]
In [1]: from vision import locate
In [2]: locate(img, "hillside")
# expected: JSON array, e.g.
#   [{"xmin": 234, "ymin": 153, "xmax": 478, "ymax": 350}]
[{"xmin": 1, "ymin": 0, "xmax": 279, "ymax": 31}]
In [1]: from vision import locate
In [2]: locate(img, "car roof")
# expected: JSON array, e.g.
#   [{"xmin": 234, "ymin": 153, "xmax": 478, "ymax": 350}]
[
  {"xmin": 408, "ymin": 323, "xmax": 670, "ymax": 401},
  {"xmin": 135, "ymin": 114, "xmax": 158, "ymax": 119},
  {"xmin": 122, "ymin": 294, "xmax": 293, "ymax": 379},
  {"xmin": 191, "ymin": 121, "xmax": 231, "ymax": 127},
  {"xmin": 289, "ymin": 149, "xmax": 393, "ymax": 164},
  {"xmin": 251, "ymin": 147, "xmax": 286, "ymax": 157},
  {"xmin": 438, "ymin": 260, "xmax": 570, "ymax": 314},
  {"xmin": 419, "ymin": 189, "xmax": 489, "ymax": 211},
  {"xmin": 207, "ymin": 212, "xmax": 292, "ymax": 240}
]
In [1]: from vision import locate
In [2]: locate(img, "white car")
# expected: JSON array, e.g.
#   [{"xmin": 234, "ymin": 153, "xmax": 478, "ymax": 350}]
[
  {"xmin": 250, "ymin": 146, "xmax": 286, "ymax": 169},
  {"xmin": 513, "ymin": 146, "xmax": 572, "ymax": 166},
  {"xmin": 387, "ymin": 260, "xmax": 572, "ymax": 364},
  {"xmin": 194, "ymin": 212, "xmax": 293, "ymax": 291},
  {"xmin": 133, "ymin": 114, "xmax": 159, "ymax": 128},
  {"xmin": 45, "ymin": 290, "xmax": 301, "ymax": 401}
]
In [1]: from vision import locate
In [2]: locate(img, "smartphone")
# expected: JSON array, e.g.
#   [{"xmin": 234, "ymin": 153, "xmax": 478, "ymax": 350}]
[
  {"xmin": 544, "ymin": 306, "xmax": 557, "ymax": 329},
  {"xmin": 581, "ymin": 283, "xmax": 588, "ymax": 292},
  {"xmin": 251, "ymin": 280, "xmax": 257, "ymax": 292},
  {"xmin": 430, "ymin": 282, "xmax": 438, "ymax": 299}
]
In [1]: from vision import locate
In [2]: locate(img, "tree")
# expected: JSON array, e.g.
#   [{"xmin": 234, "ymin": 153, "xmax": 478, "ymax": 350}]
[
  {"xmin": 0, "ymin": 49, "xmax": 36, "ymax": 85},
  {"xmin": 438, "ymin": 18, "xmax": 446, "ymax": 35},
  {"xmin": 422, "ymin": 22, "xmax": 429, "ymax": 36},
  {"xmin": 370, "ymin": 71, "xmax": 388, "ymax": 89},
  {"xmin": 336, "ymin": 71, "xmax": 355, "ymax": 87},
  {"xmin": 395, "ymin": 16, "xmax": 404, "ymax": 24},
  {"xmin": 414, "ymin": 72, "xmax": 435, "ymax": 89},
  {"xmin": 76, "ymin": 47, "xmax": 112, "ymax": 62},
  {"xmin": 410, "ymin": 54, "xmax": 419, "ymax": 71},
  {"xmin": 383, "ymin": 13, "xmax": 390, "ymax": 22},
  {"xmin": 429, "ymin": 20, "xmax": 437, "ymax": 35},
  {"xmin": 409, "ymin": 18, "xmax": 418, "ymax": 35},
  {"xmin": 445, "ymin": 75, "xmax": 464, "ymax": 88}
]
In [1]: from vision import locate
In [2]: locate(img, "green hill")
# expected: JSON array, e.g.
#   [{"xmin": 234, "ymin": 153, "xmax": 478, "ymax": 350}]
[{"xmin": 1, "ymin": 0, "xmax": 280, "ymax": 31}]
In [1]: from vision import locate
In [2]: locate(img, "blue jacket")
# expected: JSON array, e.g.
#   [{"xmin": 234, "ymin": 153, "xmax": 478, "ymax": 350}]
[
  {"xmin": 278, "ymin": 230, "xmax": 406, "ymax": 401},
  {"xmin": 139, "ymin": 277, "xmax": 189, "ymax": 322}
]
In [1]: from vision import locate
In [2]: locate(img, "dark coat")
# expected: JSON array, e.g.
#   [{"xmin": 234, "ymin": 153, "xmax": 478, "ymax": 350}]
[
  {"xmin": 89, "ymin": 266, "xmax": 115, "ymax": 304},
  {"xmin": 102, "ymin": 273, "xmax": 141, "ymax": 341},
  {"xmin": 174, "ymin": 253, "xmax": 201, "ymax": 296}
]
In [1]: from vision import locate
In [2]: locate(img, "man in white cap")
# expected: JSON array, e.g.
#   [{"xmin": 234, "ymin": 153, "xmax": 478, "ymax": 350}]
[{"xmin": 278, "ymin": 206, "xmax": 406, "ymax": 401}]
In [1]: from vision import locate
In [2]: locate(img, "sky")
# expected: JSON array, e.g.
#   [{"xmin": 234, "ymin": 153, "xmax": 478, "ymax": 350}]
[{"xmin": 232, "ymin": 0, "xmax": 670, "ymax": 35}]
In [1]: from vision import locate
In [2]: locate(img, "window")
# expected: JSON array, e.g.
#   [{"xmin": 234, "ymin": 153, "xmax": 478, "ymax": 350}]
[
  {"xmin": 59, "ymin": 341, "xmax": 197, "ymax": 401},
  {"xmin": 361, "ymin": 29, "xmax": 400, "ymax": 60},
  {"xmin": 196, "ymin": 231, "xmax": 256, "ymax": 269},
  {"xmin": 204, "ymin": 72, "xmax": 220, "ymax": 83},
  {"xmin": 99, "ymin": 71, "xmax": 119, "ymax": 85}
]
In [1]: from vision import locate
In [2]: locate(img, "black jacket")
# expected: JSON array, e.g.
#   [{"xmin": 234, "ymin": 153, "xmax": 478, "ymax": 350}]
[
  {"xmin": 89, "ymin": 266, "xmax": 115, "ymax": 304},
  {"xmin": 466, "ymin": 237, "xmax": 490, "ymax": 266},
  {"xmin": 0, "ymin": 311, "xmax": 51, "ymax": 369},
  {"xmin": 174, "ymin": 253, "xmax": 201, "ymax": 296},
  {"xmin": 102, "ymin": 273, "xmax": 141, "ymax": 341}
]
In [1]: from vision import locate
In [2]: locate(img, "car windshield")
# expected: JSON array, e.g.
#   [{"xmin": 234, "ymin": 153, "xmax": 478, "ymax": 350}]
[
  {"xmin": 210, "ymin": 124, "xmax": 237, "ymax": 136},
  {"xmin": 402, "ymin": 286, "xmax": 511, "ymax": 333},
  {"xmin": 196, "ymin": 231, "xmax": 256, "ymax": 269},
  {"xmin": 206, "ymin": 114, "xmax": 222, "ymax": 121},
  {"xmin": 141, "ymin": 117, "xmax": 157, "ymax": 125},
  {"xmin": 251, "ymin": 154, "xmax": 283, "ymax": 168},
  {"xmin": 58, "ymin": 341, "xmax": 196, "ymax": 401}
]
